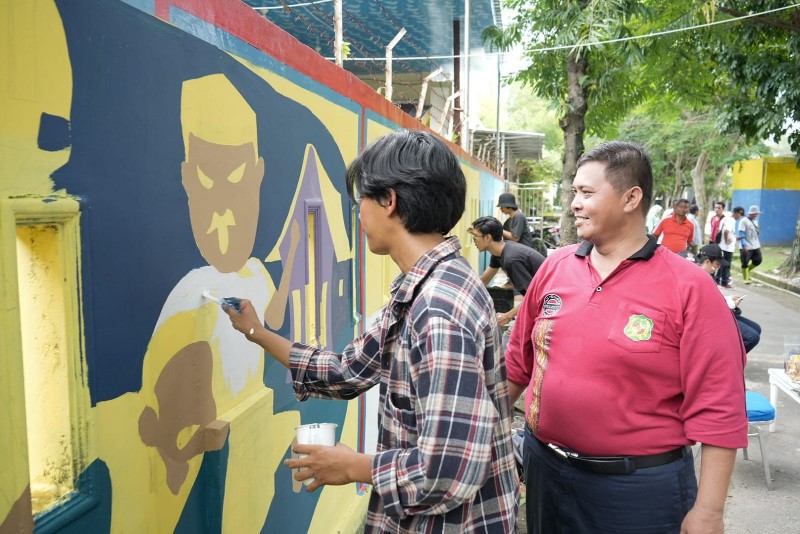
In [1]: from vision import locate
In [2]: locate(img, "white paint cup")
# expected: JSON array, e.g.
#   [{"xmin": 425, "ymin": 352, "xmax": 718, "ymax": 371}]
[{"xmin": 295, "ymin": 423, "xmax": 338, "ymax": 485}]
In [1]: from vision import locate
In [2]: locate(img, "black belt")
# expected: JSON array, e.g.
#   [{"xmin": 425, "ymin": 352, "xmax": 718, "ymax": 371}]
[{"xmin": 538, "ymin": 438, "xmax": 689, "ymax": 475}]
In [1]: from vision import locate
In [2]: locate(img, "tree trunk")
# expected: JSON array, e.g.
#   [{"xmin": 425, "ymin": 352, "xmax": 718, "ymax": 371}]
[
  {"xmin": 671, "ymin": 152, "xmax": 684, "ymax": 200},
  {"xmin": 559, "ymin": 51, "xmax": 588, "ymax": 245},
  {"xmin": 690, "ymin": 149, "xmax": 710, "ymax": 236},
  {"xmin": 780, "ymin": 212, "xmax": 800, "ymax": 277}
]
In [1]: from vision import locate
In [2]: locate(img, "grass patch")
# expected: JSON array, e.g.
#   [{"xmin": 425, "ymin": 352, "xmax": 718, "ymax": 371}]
[{"xmin": 759, "ymin": 247, "xmax": 791, "ymax": 274}]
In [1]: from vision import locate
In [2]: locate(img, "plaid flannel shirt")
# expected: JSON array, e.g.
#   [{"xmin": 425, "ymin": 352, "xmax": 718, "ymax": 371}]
[{"xmin": 290, "ymin": 237, "xmax": 518, "ymax": 533}]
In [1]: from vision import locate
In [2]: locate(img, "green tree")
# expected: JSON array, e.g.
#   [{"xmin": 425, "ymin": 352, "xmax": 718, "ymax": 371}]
[
  {"xmin": 705, "ymin": 1, "xmax": 800, "ymax": 275},
  {"xmin": 617, "ymin": 108, "xmax": 767, "ymax": 231},
  {"xmin": 484, "ymin": 0, "xmax": 654, "ymax": 244}
]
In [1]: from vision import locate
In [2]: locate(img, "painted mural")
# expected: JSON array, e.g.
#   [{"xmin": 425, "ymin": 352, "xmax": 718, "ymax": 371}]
[{"xmin": 0, "ymin": 0, "xmax": 504, "ymax": 532}]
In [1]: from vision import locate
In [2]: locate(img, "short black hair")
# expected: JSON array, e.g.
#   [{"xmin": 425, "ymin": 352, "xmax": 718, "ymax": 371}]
[
  {"xmin": 689, "ymin": 204, "xmax": 699, "ymax": 214},
  {"xmin": 733, "ymin": 206, "xmax": 745, "ymax": 215},
  {"xmin": 577, "ymin": 141, "xmax": 653, "ymax": 215},
  {"xmin": 346, "ymin": 130, "xmax": 466, "ymax": 234},
  {"xmin": 471, "ymin": 216, "xmax": 503, "ymax": 242},
  {"xmin": 715, "ymin": 201, "xmax": 725, "ymax": 209}
]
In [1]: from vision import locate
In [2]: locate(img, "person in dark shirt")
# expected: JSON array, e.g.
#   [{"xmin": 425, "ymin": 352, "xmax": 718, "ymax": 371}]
[
  {"xmin": 497, "ymin": 193, "xmax": 535, "ymax": 248},
  {"xmin": 471, "ymin": 216, "xmax": 545, "ymax": 327}
]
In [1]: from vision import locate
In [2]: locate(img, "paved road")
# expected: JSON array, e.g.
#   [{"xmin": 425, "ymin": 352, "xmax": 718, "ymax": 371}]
[{"xmin": 515, "ymin": 270, "xmax": 800, "ymax": 533}]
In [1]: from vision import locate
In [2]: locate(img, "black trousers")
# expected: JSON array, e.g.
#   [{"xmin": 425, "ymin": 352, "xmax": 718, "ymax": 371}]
[{"xmin": 524, "ymin": 427, "xmax": 697, "ymax": 533}]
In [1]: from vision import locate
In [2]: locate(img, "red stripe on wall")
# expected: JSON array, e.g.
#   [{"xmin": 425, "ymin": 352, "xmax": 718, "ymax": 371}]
[{"xmin": 163, "ymin": 0, "xmax": 491, "ymax": 167}]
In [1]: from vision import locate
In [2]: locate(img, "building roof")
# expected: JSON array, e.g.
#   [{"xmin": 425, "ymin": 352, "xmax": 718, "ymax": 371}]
[
  {"xmin": 471, "ymin": 128, "xmax": 545, "ymax": 165},
  {"xmin": 244, "ymin": 0, "xmax": 502, "ymax": 75}
]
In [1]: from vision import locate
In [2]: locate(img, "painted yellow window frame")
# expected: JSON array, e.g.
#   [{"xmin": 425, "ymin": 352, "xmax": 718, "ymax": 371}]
[{"xmin": 0, "ymin": 197, "xmax": 92, "ymax": 526}]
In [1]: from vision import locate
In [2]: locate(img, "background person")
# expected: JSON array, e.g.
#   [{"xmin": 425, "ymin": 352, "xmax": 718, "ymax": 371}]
[
  {"xmin": 687, "ymin": 204, "xmax": 703, "ymax": 255},
  {"xmin": 470, "ymin": 216, "xmax": 545, "ymax": 327},
  {"xmin": 697, "ymin": 244, "xmax": 761, "ymax": 353},
  {"xmin": 497, "ymin": 192, "xmax": 535, "ymax": 248},
  {"xmin": 709, "ymin": 201, "xmax": 725, "ymax": 244},
  {"xmin": 505, "ymin": 141, "xmax": 747, "ymax": 534},
  {"xmin": 645, "ymin": 203, "xmax": 663, "ymax": 233},
  {"xmin": 716, "ymin": 205, "xmax": 736, "ymax": 289},
  {"xmin": 653, "ymin": 198, "xmax": 694, "ymax": 254},
  {"xmin": 737, "ymin": 205, "xmax": 763, "ymax": 284},
  {"xmin": 224, "ymin": 130, "xmax": 518, "ymax": 533}
]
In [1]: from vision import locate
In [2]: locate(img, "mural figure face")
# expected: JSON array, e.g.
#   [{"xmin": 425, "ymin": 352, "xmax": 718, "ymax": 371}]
[{"xmin": 181, "ymin": 134, "xmax": 264, "ymax": 272}]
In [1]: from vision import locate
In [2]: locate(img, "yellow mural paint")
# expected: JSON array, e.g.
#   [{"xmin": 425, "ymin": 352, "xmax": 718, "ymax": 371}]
[
  {"xmin": 220, "ymin": 388, "xmax": 299, "ymax": 533},
  {"xmin": 229, "ymin": 55, "xmax": 359, "ymax": 166},
  {"xmin": 181, "ymin": 74, "xmax": 258, "ymax": 155},
  {"xmin": 319, "ymin": 280, "xmax": 328, "ymax": 348},
  {"xmin": 306, "ymin": 391, "xmax": 369, "ymax": 533},
  {"xmin": 0, "ymin": 0, "xmax": 73, "ymax": 195},
  {"xmin": 95, "ymin": 391, "xmax": 202, "ymax": 533}
]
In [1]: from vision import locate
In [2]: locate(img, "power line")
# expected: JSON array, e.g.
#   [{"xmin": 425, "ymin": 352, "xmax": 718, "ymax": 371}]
[
  {"xmin": 253, "ymin": 0, "xmax": 333, "ymax": 11},
  {"xmin": 324, "ymin": 2, "xmax": 800, "ymax": 62}
]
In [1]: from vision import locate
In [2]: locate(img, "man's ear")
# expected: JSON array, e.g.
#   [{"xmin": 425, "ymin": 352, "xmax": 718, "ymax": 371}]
[
  {"xmin": 622, "ymin": 186, "xmax": 644, "ymax": 213},
  {"xmin": 384, "ymin": 189, "xmax": 397, "ymax": 214}
]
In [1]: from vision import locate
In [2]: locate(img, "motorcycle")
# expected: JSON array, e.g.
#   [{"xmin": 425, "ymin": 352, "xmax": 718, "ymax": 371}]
[{"xmin": 531, "ymin": 224, "xmax": 561, "ymax": 249}]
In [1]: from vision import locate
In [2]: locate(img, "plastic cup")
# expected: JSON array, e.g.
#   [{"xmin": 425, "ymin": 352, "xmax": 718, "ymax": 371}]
[{"xmin": 295, "ymin": 423, "xmax": 337, "ymax": 485}]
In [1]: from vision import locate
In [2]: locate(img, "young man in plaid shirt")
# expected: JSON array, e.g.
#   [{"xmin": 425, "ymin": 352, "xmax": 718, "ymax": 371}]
[{"xmin": 225, "ymin": 129, "xmax": 518, "ymax": 533}]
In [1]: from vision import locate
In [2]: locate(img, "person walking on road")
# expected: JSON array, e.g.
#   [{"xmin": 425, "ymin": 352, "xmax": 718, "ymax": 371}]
[
  {"xmin": 470, "ymin": 216, "xmax": 545, "ymax": 327},
  {"xmin": 505, "ymin": 141, "xmax": 747, "ymax": 534},
  {"xmin": 497, "ymin": 193, "xmax": 535, "ymax": 249},
  {"xmin": 737, "ymin": 205, "xmax": 763, "ymax": 284}
]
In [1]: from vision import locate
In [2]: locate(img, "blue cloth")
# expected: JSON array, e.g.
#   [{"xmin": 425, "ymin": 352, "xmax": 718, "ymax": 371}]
[
  {"xmin": 746, "ymin": 391, "xmax": 775, "ymax": 422},
  {"xmin": 523, "ymin": 426, "xmax": 697, "ymax": 533}
]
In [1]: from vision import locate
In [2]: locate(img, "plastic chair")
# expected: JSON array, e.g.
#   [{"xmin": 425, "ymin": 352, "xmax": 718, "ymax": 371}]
[{"xmin": 743, "ymin": 390, "xmax": 775, "ymax": 490}]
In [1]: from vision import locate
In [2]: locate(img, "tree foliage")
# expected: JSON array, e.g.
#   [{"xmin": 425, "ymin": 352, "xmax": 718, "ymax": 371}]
[
  {"xmin": 484, "ymin": 0, "xmax": 655, "ymax": 243},
  {"xmin": 617, "ymin": 108, "xmax": 767, "ymax": 226}
]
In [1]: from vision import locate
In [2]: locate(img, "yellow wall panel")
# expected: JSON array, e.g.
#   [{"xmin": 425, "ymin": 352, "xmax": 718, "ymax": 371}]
[
  {"xmin": 732, "ymin": 159, "xmax": 764, "ymax": 190},
  {"xmin": 764, "ymin": 159, "xmax": 800, "ymax": 191}
]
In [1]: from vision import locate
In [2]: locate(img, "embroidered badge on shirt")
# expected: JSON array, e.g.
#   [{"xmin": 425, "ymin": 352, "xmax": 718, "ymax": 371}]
[
  {"xmin": 542, "ymin": 294, "xmax": 562, "ymax": 316},
  {"xmin": 624, "ymin": 314, "xmax": 654, "ymax": 341}
]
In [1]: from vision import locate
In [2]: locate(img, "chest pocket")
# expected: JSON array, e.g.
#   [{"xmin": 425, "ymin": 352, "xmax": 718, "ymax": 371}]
[{"xmin": 608, "ymin": 302, "xmax": 666, "ymax": 353}]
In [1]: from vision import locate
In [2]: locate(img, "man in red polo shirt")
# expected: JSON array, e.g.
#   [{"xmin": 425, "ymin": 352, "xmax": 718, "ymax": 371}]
[
  {"xmin": 653, "ymin": 198, "xmax": 695, "ymax": 253},
  {"xmin": 506, "ymin": 141, "xmax": 746, "ymax": 534}
]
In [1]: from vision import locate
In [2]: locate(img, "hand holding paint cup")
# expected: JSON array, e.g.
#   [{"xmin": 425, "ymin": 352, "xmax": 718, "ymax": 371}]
[{"xmin": 294, "ymin": 423, "xmax": 338, "ymax": 485}]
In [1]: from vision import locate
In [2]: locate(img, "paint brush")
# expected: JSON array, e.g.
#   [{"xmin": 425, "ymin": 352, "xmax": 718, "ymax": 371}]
[{"xmin": 202, "ymin": 290, "xmax": 242, "ymax": 313}]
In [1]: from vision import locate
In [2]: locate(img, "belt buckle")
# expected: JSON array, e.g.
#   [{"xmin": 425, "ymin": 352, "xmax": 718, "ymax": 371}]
[{"xmin": 548, "ymin": 443, "xmax": 578, "ymax": 460}]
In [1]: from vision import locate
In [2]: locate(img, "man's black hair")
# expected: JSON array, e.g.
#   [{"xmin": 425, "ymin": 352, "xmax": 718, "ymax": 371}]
[
  {"xmin": 689, "ymin": 204, "xmax": 699, "ymax": 215},
  {"xmin": 576, "ymin": 141, "xmax": 653, "ymax": 215},
  {"xmin": 346, "ymin": 130, "xmax": 466, "ymax": 234},
  {"xmin": 733, "ymin": 206, "xmax": 745, "ymax": 215},
  {"xmin": 471, "ymin": 216, "xmax": 503, "ymax": 242}
]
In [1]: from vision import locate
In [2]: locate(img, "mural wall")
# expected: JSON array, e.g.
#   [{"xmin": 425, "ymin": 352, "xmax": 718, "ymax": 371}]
[{"xmin": 0, "ymin": 0, "xmax": 504, "ymax": 532}]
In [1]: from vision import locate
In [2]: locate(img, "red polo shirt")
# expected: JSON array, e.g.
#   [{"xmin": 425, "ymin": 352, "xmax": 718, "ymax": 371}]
[
  {"xmin": 506, "ymin": 238, "xmax": 748, "ymax": 456},
  {"xmin": 653, "ymin": 215, "xmax": 694, "ymax": 253}
]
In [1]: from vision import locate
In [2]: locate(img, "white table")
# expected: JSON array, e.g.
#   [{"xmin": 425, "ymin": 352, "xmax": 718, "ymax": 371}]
[{"xmin": 768, "ymin": 368, "xmax": 800, "ymax": 432}]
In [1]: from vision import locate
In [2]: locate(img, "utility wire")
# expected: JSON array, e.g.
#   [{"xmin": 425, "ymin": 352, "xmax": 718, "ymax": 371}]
[
  {"xmin": 253, "ymin": 0, "xmax": 333, "ymax": 11},
  {"xmin": 324, "ymin": 2, "xmax": 800, "ymax": 61}
]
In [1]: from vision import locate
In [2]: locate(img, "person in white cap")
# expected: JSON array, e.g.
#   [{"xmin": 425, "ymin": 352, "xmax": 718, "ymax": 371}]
[{"xmin": 735, "ymin": 205, "xmax": 762, "ymax": 284}]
